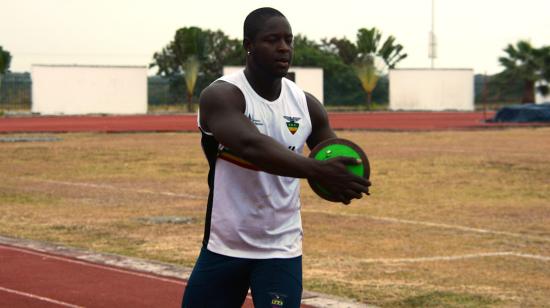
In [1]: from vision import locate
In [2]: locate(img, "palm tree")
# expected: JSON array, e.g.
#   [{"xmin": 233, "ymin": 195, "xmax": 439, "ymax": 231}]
[
  {"xmin": 498, "ymin": 40, "xmax": 549, "ymax": 103},
  {"xmin": 182, "ymin": 55, "xmax": 200, "ymax": 112},
  {"xmin": 353, "ymin": 28, "xmax": 407, "ymax": 109},
  {"xmin": 353, "ymin": 54, "xmax": 385, "ymax": 108},
  {"xmin": 173, "ymin": 27, "xmax": 205, "ymax": 112}
]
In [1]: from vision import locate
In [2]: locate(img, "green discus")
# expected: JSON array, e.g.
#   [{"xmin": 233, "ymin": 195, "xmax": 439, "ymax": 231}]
[{"xmin": 308, "ymin": 138, "xmax": 370, "ymax": 202}]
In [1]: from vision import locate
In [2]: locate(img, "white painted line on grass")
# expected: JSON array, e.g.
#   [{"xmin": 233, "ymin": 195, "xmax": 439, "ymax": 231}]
[
  {"xmin": 301, "ymin": 296, "xmax": 370, "ymax": 308},
  {"xmin": 357, "ymin": 251, "xmax": 550, "ymax": 264},
  {"xmin": 16, "ymin": 177, "xmax": 550, "ymax": 242},
  {"xmin": 0, "ymin": 286, "xmax": 84, "ymax": 308},
  {"xmin": 20, "ymin": 177, "xmax": 205, "ymax": 200},
  {"xmin": 398, "ymin": 146, "xmax": 546, "ymax": 157},
  {"xmin": 511, "ymin": 252, "xmax": 550, "ymax": 262},
  {"xmin": 1, "ymin": 245, "xmax": 187, "ymax": 286},
  {"xmin": 369, "ymin": 215, "xmax": 550, "ymax": 242},
  {"xmin": 304, "ymin": 209, "xmax": 550, "ymax": 242}
]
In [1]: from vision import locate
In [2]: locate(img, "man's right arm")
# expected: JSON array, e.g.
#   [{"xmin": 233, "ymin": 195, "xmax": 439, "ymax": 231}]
[
  {"xmin": 200, "ymin": 81, "xmax": 320, "ymax": 178},
  {"xmin": 199, "ymin": 81, "xmax": 369, "ymax": 204}
]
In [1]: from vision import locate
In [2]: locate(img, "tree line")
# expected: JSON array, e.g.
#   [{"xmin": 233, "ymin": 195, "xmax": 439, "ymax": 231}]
[
  {"xmin": 149, "ymin": 26, "xmax": 407, "ymax": 110},
  {"xmin": 2, "ymin": 33, "xmax": 548, "ymax": 110}
]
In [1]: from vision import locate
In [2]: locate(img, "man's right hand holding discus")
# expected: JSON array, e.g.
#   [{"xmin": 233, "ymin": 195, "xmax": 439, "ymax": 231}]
[{"xmin": 307, "ymin": 138, "xmax": 371, "ymax": 204}]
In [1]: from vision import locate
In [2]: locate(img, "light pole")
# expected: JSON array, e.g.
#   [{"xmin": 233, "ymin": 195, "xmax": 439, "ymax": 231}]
[{"xmin": 429, "ymin": 0, "xmax": 437, "ymax": 69}]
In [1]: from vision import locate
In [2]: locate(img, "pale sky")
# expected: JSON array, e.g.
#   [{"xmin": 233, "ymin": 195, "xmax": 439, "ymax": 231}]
[{"xmin": 1, "ymin": 0, "xmax": 549, "ymax": 75}]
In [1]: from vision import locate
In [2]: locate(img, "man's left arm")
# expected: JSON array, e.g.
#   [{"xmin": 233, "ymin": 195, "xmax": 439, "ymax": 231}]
[{"xmin": 305, "ymin": 92, "xmax": 337, "ymax": 150}]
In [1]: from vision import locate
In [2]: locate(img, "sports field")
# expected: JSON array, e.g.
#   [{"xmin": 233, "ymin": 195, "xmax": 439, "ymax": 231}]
[{"xmin": 1, "ymin": 128, "xmax": 549, "ymax": 307}]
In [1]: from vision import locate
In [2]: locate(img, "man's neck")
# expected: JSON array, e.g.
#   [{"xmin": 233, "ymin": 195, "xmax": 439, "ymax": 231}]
[{"xmin": 243, "ymin": 65, "xmax": 282, "ymax": 102}]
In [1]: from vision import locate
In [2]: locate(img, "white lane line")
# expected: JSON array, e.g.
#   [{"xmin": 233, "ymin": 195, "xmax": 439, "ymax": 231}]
[
  {"xmin": 304, "ymin": 209, "xmax": 550, "ymax": 242},
  {"xmin": 358, "ymin": 251, "xmax": 550, "ymax": 264},
  {"xmin": 0, "ymin": 286, "xmax": 84, "ymax": 308},
  {"xmin": 397, "ymin": 146, "xmax": 546, "ymax": 157},
  {"xmin": 1, "ymin": 245, "xmax": 186, "ymax": 286},
  {"xmin": 15, "ymin": 178, "xmax": 550, "ymax": 242},
  {"xmin": 3, "ymin": 245, "xmax": 256, "ymax": 303},
  {"xmin": 370, "ymin": 215, "xmax": 550, "ymax": 242},
  {"xmin": 20, "ymin": 178, "xmax": 205, "ymax": 200},
  {"xmin": 511, "ymin": 252, "xmax": 550, "ymax": 261},
  {"xmin": 2, "ymin": 245, "xmax": 257, "ymax": 303}
]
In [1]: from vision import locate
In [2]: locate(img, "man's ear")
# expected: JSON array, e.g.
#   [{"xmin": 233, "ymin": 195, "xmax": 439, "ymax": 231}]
[{"xmin": 243, "ymin": 38, "xmax": 252, "ymax": 54}]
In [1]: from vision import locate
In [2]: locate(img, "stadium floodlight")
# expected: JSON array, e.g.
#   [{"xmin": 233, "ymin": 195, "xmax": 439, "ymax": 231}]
[{"xmin": 429, "ymin": 0, "xmax": 437, "ymax": 69}]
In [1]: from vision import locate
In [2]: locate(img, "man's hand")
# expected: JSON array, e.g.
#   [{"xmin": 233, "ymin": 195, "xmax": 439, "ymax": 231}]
[{"xmin": 309, "ymin": 156, "xmax": 371, "ymax": 205}]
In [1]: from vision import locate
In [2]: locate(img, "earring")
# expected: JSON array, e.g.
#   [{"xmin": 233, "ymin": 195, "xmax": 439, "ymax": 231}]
[{"xmin": 247, "ymin": 51, "xmax": 251, "ymax": 55}]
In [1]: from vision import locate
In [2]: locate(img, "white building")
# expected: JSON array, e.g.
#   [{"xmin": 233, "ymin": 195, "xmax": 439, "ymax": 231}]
[
  {"xmin": 32, "ymin": 64, "xmax": 147, "ymax": 115},
  {"xmin": 389, "ymin": 69, "xmax": 474, "ymax": 111}
]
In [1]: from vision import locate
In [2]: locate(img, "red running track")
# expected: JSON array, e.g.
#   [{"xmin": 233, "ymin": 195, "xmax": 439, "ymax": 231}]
[
  {"xmin": 0, "ymin": 244, "xmax": 261, "ymax": 308},
  {"xmin": 1, "ymin": 112, "xmax": 547, "ymax": 133}
]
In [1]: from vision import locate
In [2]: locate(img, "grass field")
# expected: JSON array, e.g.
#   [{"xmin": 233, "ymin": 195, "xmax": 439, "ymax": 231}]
[{"xmin": 1, "ymin": 128, "xmax": 549, "ymax": 307}]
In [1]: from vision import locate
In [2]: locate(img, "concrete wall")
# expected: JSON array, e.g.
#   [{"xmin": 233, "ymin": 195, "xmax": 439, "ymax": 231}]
[
  {"xmin": 32, "ymin": 65, "xmax": 147, "ymax": 115},
  {"xmin": 223, "ymin": 66, "xmax": 324, "ymax": 103},
  {"xmin": 389, "ymin": 69, "xmax": 474, "ymax": 111}
]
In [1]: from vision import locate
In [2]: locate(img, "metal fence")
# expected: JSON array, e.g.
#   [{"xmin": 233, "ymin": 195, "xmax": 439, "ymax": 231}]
[
  {"xmin": 0, "ymin": 72, "xmax": 32, "ymax": 110},
  {"xmin": 0, "ymin": 73, "xmax": 182, "ymax": 111},
  {"xmin": 148, "ymin": 75, "xmax": 182, "ymax": 105}
]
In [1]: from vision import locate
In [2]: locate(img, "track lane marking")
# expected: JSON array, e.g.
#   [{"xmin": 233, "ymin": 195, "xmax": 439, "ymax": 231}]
[
  {"xmin": 369, "ymin": 214, "xmax": 550, "ymax": 242},
  {"xmin": 19, "ymin": 177, "xmax": 205, "ymax": 200},
  {"xmin": 11, "ymin": 178, "xmax": 550, "ymax": 241},
  {"xmin": 0, "ymin": 286, "xmax": 84, "ymax": 308},
  {"xmin": 303, "ymin": 209, "xmax": 550, "ymax": 242},
  {"xmin": 1, "ymin": 245, "xmax": 256, "ymax": 302},
  {"xmin": 356, "ymin": 251, "xmax": 550, "ymax": 264},
  {"xmin": 10, "ymin": 177, "xmax": 550, "ymax": 243}
]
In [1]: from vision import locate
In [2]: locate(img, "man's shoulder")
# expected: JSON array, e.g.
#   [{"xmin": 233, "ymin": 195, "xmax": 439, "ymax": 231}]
[
  {"xmin": 200, "ymin": 80, "xmax": 246, "ymax": 113},
  {"xmin": 303, "ymin": 91, "xmax": 323, "ymax": 108},
  {"xmin": 201, "ymin": 80, "xmax": 243, "ymax": 101}
]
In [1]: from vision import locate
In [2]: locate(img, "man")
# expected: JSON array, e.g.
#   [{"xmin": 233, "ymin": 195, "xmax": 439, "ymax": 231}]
[{"xmin": 182, "ymin": 7, "xmax": 370, "ymax": 308}]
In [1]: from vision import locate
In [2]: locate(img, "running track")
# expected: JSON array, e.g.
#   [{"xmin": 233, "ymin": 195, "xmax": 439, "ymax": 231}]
[
  {"xmin": 1, "ymin": 112, "xmax": 548, "ymax": 133},
  {"xmin": 1, "ymin": 244, "xmax": 312, "ymax": 307}
]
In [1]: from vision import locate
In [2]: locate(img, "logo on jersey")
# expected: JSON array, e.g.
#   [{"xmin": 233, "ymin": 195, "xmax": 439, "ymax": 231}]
[
  {"xmin": 248, "ymin": 114, "xmax": 263, "ymax": 126},
  {"xmin": 283, "ymin": 116, "xmax": 301, "ymax": 135}
]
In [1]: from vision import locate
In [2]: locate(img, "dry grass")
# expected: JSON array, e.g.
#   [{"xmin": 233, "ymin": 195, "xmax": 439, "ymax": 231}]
[{"xmin": 0, "ymin": 128, "xmax": 549, "ymax": 306}]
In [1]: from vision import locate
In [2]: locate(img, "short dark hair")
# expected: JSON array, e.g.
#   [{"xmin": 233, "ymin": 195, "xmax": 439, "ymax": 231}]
[{"xmin": 243, "ymin": 7, "xmax": 286, "ymax": 41}]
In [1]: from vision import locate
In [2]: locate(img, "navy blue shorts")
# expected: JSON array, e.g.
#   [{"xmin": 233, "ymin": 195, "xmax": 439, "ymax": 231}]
[{"xmin": 181, "ymin": 248, "xmax": 302, "ymax": 308}]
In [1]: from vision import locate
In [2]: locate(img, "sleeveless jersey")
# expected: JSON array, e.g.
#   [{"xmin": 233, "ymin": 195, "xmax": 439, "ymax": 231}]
[{"xmin": 197, "ymin": 70, "xmax": 312, "ymax": 259}]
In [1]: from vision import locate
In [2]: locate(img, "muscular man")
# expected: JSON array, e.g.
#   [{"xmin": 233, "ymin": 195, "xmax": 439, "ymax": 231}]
[{"xmin": 182, "ymin": 7, "xmax": 370, "ymax": 308}]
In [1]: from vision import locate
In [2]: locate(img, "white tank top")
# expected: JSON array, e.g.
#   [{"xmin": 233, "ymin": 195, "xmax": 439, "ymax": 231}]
[{"xmin": 197, "ymin": 70, "xmax": 312, "ymax": 259}]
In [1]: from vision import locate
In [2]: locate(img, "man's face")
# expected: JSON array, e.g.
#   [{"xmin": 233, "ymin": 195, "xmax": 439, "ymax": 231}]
[{"xmin": 249, "ymin": 16, "xmax": 293, "ymax": 78}]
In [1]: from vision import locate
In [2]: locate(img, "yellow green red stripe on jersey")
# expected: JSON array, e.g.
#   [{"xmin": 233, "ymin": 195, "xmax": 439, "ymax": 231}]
[{"xmin": 218, "ymin": 148, "xmax": 259, "ymax": 171}]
